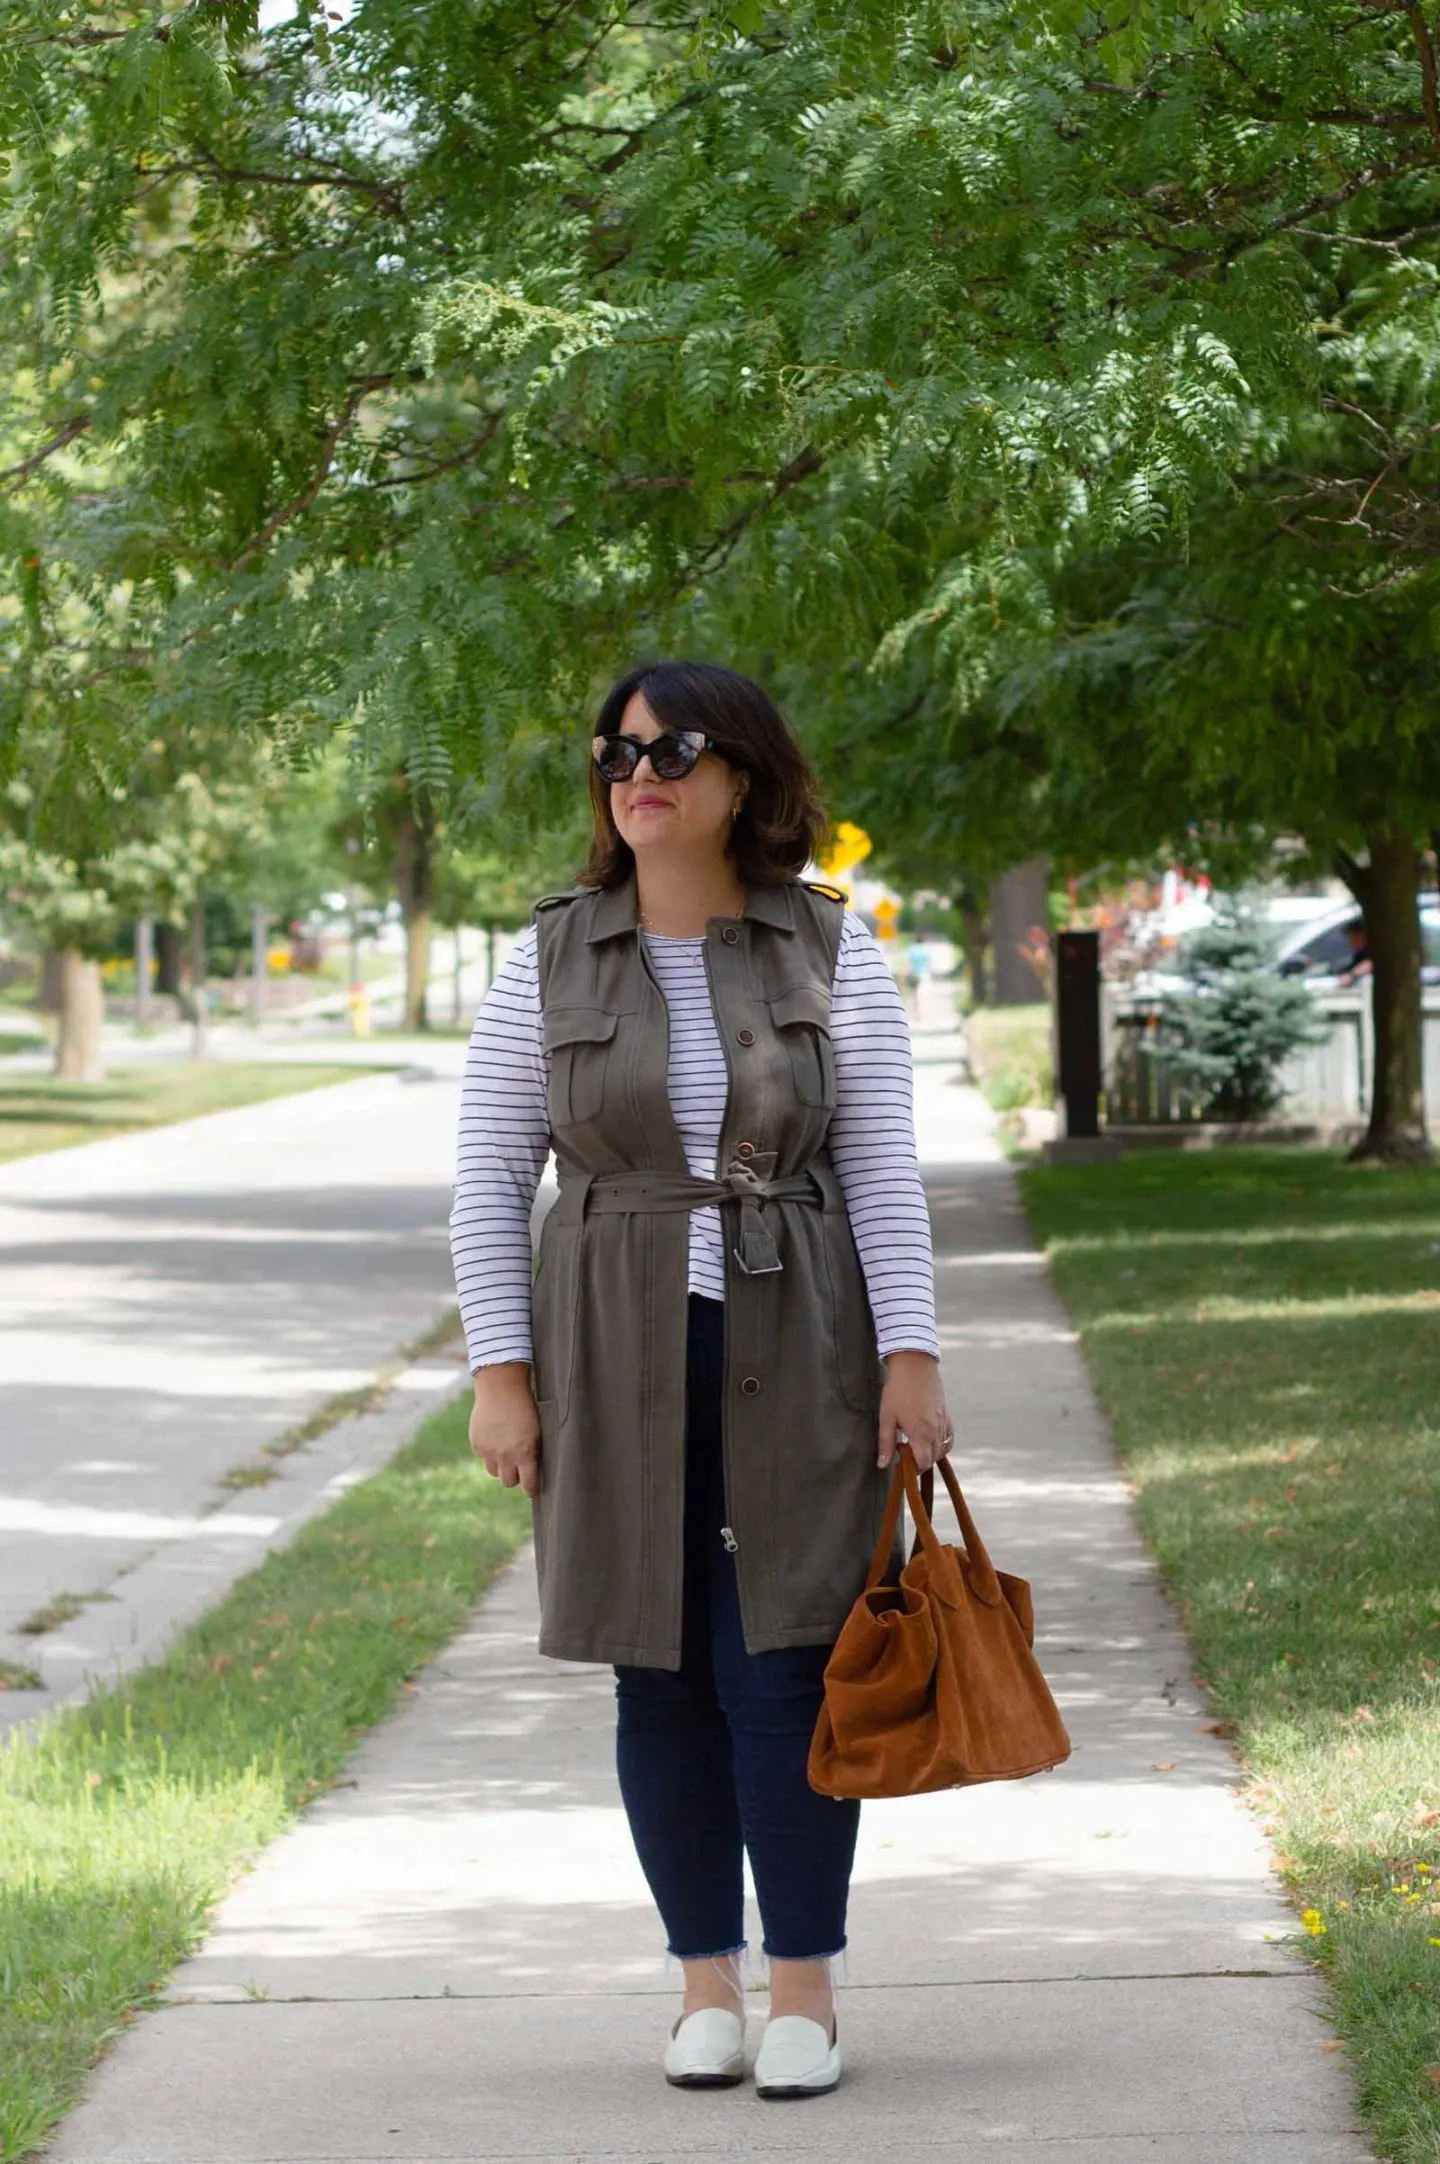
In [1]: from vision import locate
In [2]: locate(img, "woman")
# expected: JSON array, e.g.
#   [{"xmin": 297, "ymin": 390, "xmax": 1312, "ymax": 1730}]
[{"xmin": 450, "ymin": 659, "xmax": 950, "ymax": 2099}]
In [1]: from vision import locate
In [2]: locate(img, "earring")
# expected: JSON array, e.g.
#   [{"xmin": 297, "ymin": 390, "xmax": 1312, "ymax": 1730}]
[{"xmin": 731, "ymin": 799, "xmax": 743, "ymax": 822}]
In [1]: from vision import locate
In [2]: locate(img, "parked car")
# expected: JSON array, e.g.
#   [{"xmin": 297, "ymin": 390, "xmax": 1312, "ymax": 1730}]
[
  {"xmin": 1276, "ymin": 894, "xmax": 1440, "ymax": 988},
  {"xmin": 1127, "ymin": 891, "xmax": 1440, "ymax": 998}
]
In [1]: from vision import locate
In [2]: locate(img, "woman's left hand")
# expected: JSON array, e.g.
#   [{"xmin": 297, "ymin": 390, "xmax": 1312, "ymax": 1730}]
[{"xmin": 877, "ymin": 1349, "xmax": 953, "ymax": 1473}]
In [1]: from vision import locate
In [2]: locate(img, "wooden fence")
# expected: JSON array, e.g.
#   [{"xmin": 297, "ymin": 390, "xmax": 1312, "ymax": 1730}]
[{"xmin": 1101, "ymin": 987, "xmax": 1440, "ymax": 1128}]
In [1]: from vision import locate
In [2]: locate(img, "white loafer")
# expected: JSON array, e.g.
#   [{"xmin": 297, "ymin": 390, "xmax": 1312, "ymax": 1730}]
[
  {"xmin": 754, "ymin": 2013, "xmax": 841, "ymax": 2098},
  {"xmin": 663, "ymin": 2006, "xmax": 747, "ymax": 2088}
]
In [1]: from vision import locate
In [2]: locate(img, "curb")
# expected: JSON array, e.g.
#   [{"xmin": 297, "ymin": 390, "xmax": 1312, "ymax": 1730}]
[{"xmin": 0, "ymin": 1358, "xmax": 468, "ymax": 1739}]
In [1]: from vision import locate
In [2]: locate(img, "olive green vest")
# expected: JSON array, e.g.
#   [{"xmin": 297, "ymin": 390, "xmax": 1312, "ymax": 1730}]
[{"xmin": 529, "ymin": 874, "xmax": 890, "ymax": 1668}]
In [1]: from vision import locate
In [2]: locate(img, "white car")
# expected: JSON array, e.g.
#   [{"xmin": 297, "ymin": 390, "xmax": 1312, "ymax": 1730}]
[
  {"xmin": 1275, "ymin": 894, "xmax": 1440, "ymax": 988},
  {"xmin": 1127, "ymin": 892, "xmax": 1440, "ymax": 998}
]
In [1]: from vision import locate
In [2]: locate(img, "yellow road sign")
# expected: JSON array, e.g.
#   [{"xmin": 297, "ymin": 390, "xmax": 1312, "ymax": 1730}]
[{"xmin": 818, "ymin": 822, "xmax": 872, "ymax": 881}]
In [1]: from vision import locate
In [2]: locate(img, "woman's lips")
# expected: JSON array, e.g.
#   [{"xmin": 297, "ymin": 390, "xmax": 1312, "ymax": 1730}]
[{"xmin": 632, "ymin": 795, "xmax": 673, "ymax": 810}]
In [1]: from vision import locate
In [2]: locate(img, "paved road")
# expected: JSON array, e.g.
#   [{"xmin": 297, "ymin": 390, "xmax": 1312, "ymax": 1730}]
[
  {"xmin": 44, "ymin": 1032, "xmax": 1374, "ymax": 2164},
  {"xmin": 0, "ymin": 1065, "xmax": 466, "ymax": 1673}
]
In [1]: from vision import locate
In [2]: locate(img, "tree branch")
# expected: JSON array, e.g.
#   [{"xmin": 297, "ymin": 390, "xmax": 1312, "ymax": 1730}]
[
  {"xmin": 230, "ymin": 388, "xmax": 368, "ymax": 569},
  {"xmin": 1409, "ymin": 2, "xmax": 1440, "ymax": 149},
  {"xmin": 655, "ymin": 445, "xmax": 825, "ymax": 607},
  {"xmin": 1173, "ymin": 150, "xmax": 1440, "ymax": 277},
  {"xmin": 0, "ymin": 413, "xmax": 91, "ymax": 491},
  {"xmin": 371, "ymin": 413, "xmax": 505, "ymax": 488},
  {"xmin": 135, "ymin": 146, "xmax": 406, "ymax": 220},
  {"xmin": 1334, "ymin": 845, "xmax": 1369, "ymax": 900}
]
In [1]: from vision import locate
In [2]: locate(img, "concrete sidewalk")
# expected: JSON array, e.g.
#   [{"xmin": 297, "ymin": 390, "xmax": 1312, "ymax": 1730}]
[
  {"xmin": 44, "ymin": 1052, "xmax": 1374, "ymax": 2164},
  {"xmin": 0, "ymin": 1066, "xmax": 468, "ymax": 1724}
]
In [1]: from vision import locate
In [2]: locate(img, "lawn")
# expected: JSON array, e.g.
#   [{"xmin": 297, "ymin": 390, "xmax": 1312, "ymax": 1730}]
[
  {"xmin": 1021, "ymin": 1149, "xmax": 1440, "ymax": 2164},
  {"xmin": 0, "ymin": 1062, "xmax": 372, "ymax": 1164},
  {"xmin": 965, "ymin": 1002, "xmax": 1053, "ymax": 1112},
  {"xmin": 0, "ymin": 1392, "xmax": 529, "ymax": 2162}
]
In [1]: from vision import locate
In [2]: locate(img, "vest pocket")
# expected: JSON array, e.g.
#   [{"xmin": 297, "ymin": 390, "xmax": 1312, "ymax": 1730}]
[
  {"xmin": 768, "ymin": 983, "xmax": 837, "ymax": 1109},
  {"xmin": 542, "ymin": 1005, "xmax": 618, "ymax": 1128}
]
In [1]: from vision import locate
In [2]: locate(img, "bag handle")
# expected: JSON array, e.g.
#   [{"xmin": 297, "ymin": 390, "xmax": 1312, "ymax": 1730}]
[
  {"xmin": 924, "ymin": 1455, "xmax": 1004, "ymax": 1604},
  {"xmin": 876, "ymin": 1452, "xmax": 1003, "ymax": 1608}
]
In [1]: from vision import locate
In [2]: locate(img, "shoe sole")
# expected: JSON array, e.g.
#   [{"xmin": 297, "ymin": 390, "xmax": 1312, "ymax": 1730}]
[
  {"xmin": 665, "ymin": 2069, "xmax": 746, "ymax": 2089},
  {"xmin": 756, "ymin": 2076, "xmax": 840, "ymax": 2099}
]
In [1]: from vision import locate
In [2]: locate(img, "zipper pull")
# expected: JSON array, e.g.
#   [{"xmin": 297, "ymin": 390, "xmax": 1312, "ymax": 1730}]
[{"xmin": 720, "ymin": 1526, "xmax": 739, "ymax": 1554}]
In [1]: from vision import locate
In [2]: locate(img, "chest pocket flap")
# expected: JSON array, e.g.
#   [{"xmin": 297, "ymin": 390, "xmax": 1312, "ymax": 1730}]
[
  {"xmin": 543, "ymin": 1005, "xmax": 619, "ymax": 1128},
  {"xmin": 768, "ymin": 983, "xmax": 837, "ymax": 1109}
]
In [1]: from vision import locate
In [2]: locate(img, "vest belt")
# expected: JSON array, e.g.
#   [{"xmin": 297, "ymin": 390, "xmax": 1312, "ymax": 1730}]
[{"xmin": 583, "ymin": 1164, "xmax": 821, "ymax": 1276}]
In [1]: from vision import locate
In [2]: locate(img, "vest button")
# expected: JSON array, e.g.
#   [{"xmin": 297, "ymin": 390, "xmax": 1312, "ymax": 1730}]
[
  {"xmin": 740, "ymin": 1376, "xmax": 761, "ymax": 1396},
  {"xmin": 735, "ymin": 1140, "xmax": 756, "ymax": 1159},
  {"xmin": 736, "ymin": 1027, "xmax": 755, "ymax": 1046},
  {"xmin": 721, "ymin": 926, "xmax": 740, "ymax": 945}
]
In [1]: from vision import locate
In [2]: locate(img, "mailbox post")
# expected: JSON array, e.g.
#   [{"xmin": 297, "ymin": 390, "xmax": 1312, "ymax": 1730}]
[{"xmin": 1053, "ymin": 930, "xmax": 1102, "ymax": 1139}]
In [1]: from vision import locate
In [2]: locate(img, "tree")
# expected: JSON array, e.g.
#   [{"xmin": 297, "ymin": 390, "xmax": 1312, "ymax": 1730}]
[
  {"xmin": 8, "ymin": 0, "xmax": 1440, "ymax": 1150},
  {"xmin": 1150, "ymin": 911, "xmax": 1329, "ymax": 1123}
]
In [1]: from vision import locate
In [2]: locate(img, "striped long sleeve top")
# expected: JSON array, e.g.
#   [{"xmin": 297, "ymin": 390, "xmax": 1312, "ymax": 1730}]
[{"xmin": 450, "ymin": 907, "xmax": 939, "ymax": 1370}]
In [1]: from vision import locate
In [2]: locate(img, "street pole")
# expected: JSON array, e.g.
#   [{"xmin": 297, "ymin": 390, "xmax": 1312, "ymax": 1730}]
[
  {"xmin": 250, "ymin": 902, "xmax": 269, "ymax": 1029},
  {"xmin": 452, "ymin": 925, "xmax": 464, "ymax": 1026},
  {"xmin": 134, "ymin": 917, "xmax": 153, "ymax": 1031}
]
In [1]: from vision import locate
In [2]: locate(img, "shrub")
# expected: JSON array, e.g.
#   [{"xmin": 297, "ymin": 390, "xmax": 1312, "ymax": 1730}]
[{"xmin": 1146, "ymin": 913, "xmax": 1327, "ymax": 1121}]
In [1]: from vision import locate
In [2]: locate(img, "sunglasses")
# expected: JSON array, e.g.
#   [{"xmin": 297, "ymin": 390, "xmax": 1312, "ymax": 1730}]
[{"xmin": 591, "ymin": 729, "xmax": 722, "ymax": 783}]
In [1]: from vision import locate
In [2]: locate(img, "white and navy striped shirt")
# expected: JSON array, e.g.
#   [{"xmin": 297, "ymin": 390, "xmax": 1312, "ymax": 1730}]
[{"xmin": 450, "ymin": 909, "xmax": 939, "ymax": 1369}]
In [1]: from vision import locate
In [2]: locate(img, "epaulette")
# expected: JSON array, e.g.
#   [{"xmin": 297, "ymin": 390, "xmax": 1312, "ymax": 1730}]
[
  {"xmin": 532, "ymin": 889, "xmax": 583, "ymax": 915},
  {"xmin": 801, "ymin": 880, "xmax": 848, "ymax": 904}
]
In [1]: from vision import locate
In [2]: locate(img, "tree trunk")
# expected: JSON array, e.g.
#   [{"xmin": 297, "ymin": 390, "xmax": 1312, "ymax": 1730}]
[
  {"xmin": 53, "ymin": 951, "xmax": 105, "ymax": 1082},
  {"xmin": 134, "ymin": 917, "xmax": 154, "ymax": 1028},
  {"xmin": 988, "ymin": 856, "xmax": 1051, "ymax": 1005},
  {"xmin": 958, "ymin": 902, "xmax": 988, "ymax": 1008},
  {"xmin": 189, "ymin": 898, "xmax": 209, "ymax": 1058},
  {"xmin": 250, "ymin": 902, "xmax": 269, "ymax": 1028},
  {"xmin": 38, "ymin": 946, "xmax": 65, "ymax": 1013},
  {"xmin": 392, "ymin": 800, "xmax": 436, "ymax": 1032},
  {"xmin": 403, "ymin": 907, "xmax": 433, "ymax": 1031},
  {"xmin": 155, "ymin": 920, "xmax": 183, "ymax": 997},
  {"xmin": 1341, "ymin": 833, "xmax": 1430, "ymax": 1163}
]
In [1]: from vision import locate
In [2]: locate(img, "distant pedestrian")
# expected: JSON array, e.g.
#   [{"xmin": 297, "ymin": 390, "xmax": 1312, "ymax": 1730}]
[
  {"xmin": 901, "ymin": 934, "xmax": 932, "ymax": 1017},
  {"xmin": 1338, "ymin": 918, "xmax": 1373, "ymax": 986},
  {"xmin": 451, "ymin": 660, "xmax": 948, "ymax": 2100}
]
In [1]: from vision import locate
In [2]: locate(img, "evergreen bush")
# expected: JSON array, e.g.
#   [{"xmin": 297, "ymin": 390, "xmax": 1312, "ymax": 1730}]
[{"xmin": 1146, "ymin": 914, "xmax": 1329, "ymax": 1122}]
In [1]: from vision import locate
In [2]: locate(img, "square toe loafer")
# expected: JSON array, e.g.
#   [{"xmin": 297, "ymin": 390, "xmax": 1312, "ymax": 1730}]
[
  {"xmin": 754, "ymin": 2014, "xmax": 842, "ymax": 2098},
  {"xmin": 663, "ymin": 2007, "xmax": 747, "ymax": 2087}
]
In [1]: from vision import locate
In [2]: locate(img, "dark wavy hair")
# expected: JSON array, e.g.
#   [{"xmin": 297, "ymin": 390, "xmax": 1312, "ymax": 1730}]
[{"xmin": 580, "ymin": 660, "xmax": 826, "ymax": 890}]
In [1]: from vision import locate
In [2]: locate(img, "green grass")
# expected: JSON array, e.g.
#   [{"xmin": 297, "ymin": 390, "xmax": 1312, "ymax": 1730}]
[
  {"xmin": 0, "ymin": 1393, "xmax": 528, "ymax": 2161},
  {"xmin": 0, "ymin": 1062, "xmax": 372, "ymax": 1164},
  {"xmin": 14, "ymin": 1593, "xmax": 116, "ymax": 1640},
  {"xmin": 965, "ymin": 1003, "xmax": 1053, "ymax": 1112},
  {"xmin": 1020, "ymin": 1149, "xmax": 1440, "ymax": 2164}
]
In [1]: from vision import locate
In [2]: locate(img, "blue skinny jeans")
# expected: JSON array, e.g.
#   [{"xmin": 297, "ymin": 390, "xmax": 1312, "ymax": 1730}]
[{"xmin": 614, "ymin": 1294, "xmax": 860, "ymax": 1962}]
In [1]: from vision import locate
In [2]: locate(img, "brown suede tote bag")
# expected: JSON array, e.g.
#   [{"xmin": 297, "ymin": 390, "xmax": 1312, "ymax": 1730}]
[{"xmin": 808, "ymin": 1452, "xmax": 1072, "ymax": 1799}]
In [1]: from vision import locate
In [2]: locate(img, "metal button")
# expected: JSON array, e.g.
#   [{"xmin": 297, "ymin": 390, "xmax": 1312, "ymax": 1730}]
[
  {"xmin": 736, "ymin": 1027, "xmax": 755, "ymax": 1046},
  {"xmin": 735, "ymin": 1140, "xmax": 756, "ymax": 1159},
  {"xmin": 721, "ymin": 926, "xmax": 740, "ymax": 945},
  {"xmin": 740, "ymin": 1376, "xmax": 761, "ymax": 1396}
]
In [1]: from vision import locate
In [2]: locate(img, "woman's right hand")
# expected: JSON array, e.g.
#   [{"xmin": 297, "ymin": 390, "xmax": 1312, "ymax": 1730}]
[{"xmin": 469, "ymin": 1363, "xmax": 542, "ymax": 1498}]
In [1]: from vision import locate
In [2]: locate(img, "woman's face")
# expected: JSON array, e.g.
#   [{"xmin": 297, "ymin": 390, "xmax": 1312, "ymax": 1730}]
[{"xmin": 605, "ymin": 692, "xmax": 747, "ymax": 864}]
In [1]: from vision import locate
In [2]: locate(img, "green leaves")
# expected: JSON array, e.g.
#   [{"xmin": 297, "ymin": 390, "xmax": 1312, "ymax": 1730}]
[{"xmin": 3, "ymin": 0, "xmax": 1440, "ymax": 894}]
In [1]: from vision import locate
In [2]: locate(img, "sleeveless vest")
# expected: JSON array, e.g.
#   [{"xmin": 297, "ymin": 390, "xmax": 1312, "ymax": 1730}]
[{"xmin": 529, "ymin": 874, "xmax": 890, "ymax": 1668}]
